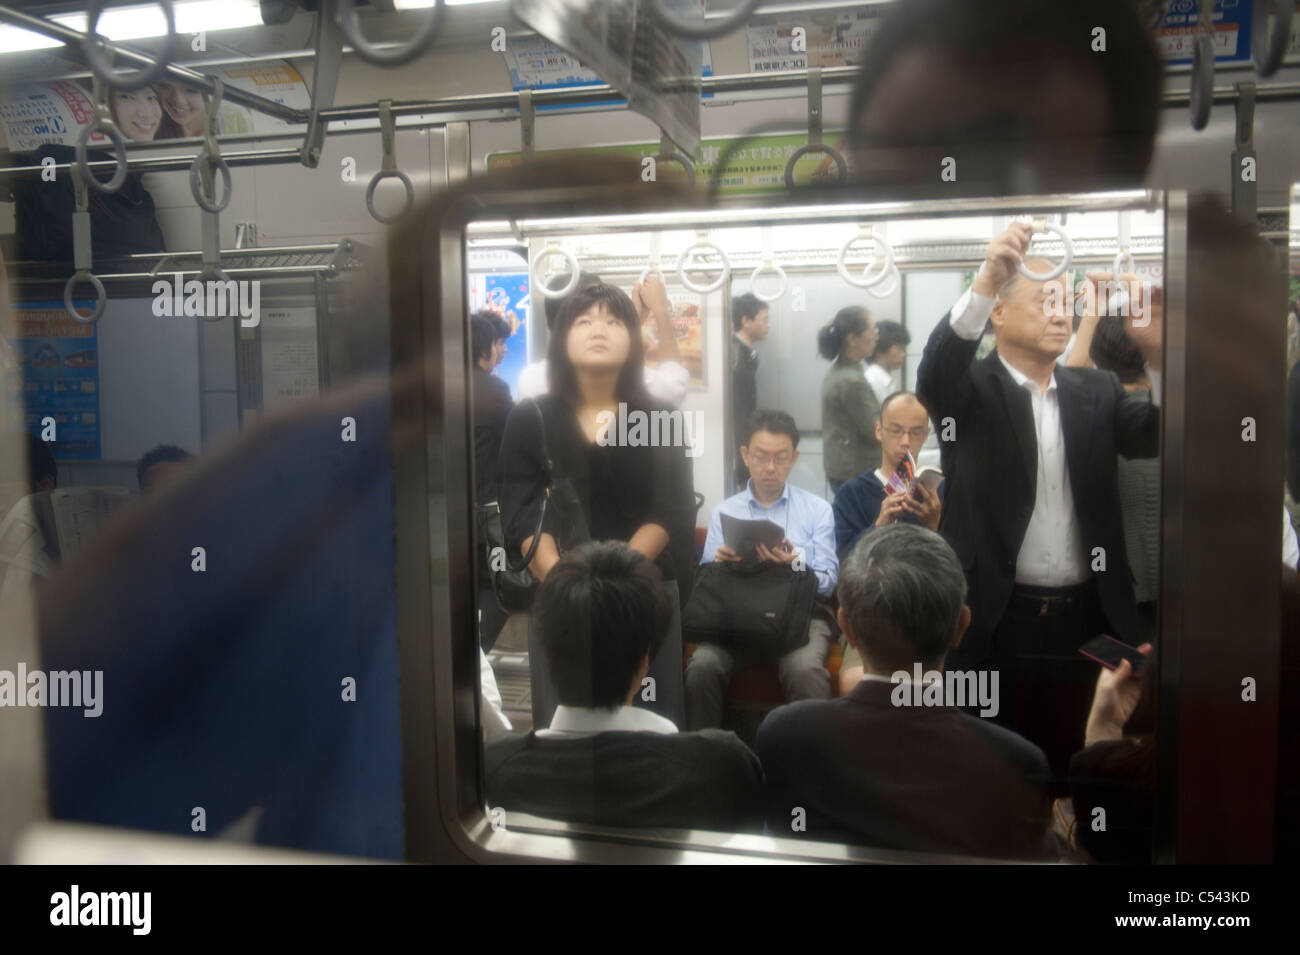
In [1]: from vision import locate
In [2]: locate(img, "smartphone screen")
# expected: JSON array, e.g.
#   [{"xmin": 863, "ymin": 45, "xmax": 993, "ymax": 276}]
[{"xmin": 1079, "ymin": 634, "xmax": 1148, "ymax": 673}]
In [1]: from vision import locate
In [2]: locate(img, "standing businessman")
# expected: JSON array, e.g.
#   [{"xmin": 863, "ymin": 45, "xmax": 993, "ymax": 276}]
[{"xmin": 916, "ymin": 222, "xmax": 1161, "ymax": 786}]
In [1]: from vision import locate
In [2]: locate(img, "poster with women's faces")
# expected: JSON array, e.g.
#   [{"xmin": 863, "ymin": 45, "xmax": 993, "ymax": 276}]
[{"xmin": 0, "ymin": 62, "xmax": 310, "ymax": 152}]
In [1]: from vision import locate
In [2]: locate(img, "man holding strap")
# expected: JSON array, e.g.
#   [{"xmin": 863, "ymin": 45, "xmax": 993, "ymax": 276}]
[{"xmin": 916, "ymin": 222, "xmax": 1161, "ymax": 790}]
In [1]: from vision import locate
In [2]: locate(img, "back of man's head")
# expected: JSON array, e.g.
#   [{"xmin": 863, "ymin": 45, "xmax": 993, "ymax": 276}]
[
  {"xmin": 136, "ymin": 444, "xmax": 193, "ymax": 493},
  {"xmin": 838, "ymin": 523, "xmax": 967, "ymax": 672},
  {"xmin": 535, "ymin": 541, "xmax": 673, "ymax": 710},
  {"xmin": 469, "ymin": 311, "xmax": 499, "ymax": 365},
  {"xmin": 849, "ymin": 0, "xmax": 1160, "ymax": 195}
]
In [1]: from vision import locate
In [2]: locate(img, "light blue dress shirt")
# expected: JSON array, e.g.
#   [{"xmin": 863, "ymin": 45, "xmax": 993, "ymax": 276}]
[{"xmin": 700, "ymin": 480, "xmax": 839, "ymax": 598}]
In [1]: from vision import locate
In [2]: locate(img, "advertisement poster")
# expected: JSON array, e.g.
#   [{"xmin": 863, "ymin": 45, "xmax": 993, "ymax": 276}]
[
  {"xmin": 259, "ymin": 306, "xmax": 320, "ymax": 411},
  {"xmin": 509, "ymin": 0, "xmax": 704, "ymax": 151},
  {"xmin": 0, "ymin": 62, "xmax": 311, "ymax": 152},
  {"xmin": 487, "ymin": 130, "xmax": 850, "ymax": 195},
  {"xmin": 468, "ymin": 271, "xmax": 530, "ymax": 400},
  {"xmin": 747, "ymin": 11, "xmax": 882, "ymax": 72},
  {"xmin": 636, "ymin": 281, "xmax": 706, "ymax": 390},
  {"xmin": 3, "ymin": 303, "xmax": 100, "ymax": 460},
  {"xmin": 1156, "ymin": 0, "xmax": 1254, "ymax": 63}
]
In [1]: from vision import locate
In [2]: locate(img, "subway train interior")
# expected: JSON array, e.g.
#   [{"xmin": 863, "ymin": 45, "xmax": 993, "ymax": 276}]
[{"xmin": 0, "ymin": 0, "xmax": 1297, "ymax": 878}]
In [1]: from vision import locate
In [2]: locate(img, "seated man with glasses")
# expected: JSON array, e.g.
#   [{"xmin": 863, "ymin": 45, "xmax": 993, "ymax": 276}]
[
  {"xmin": 685, "ymin": 410, "xmax": 838, "ymax": 730},
  {"xmin": 833, "ymin": 391, "xmax": 943, "ymax": 561},
  {"xmin": 833, "ymin": 392, "xmax": 944, "ymax": 692}
]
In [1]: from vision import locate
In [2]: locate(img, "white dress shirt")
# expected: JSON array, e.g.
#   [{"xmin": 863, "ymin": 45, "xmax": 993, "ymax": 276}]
[
  {"xmin": 948, "ymin": 285, "xmax": 1161, "ymax": 587},
  {"xmin": 479, "ymin": 648, "xmax": 512, "ymax": 738},
  {"xmin": 536, "ymin": 703, "xmax": 678, "ymax": 739},
  {"xmin": 995, "ymin": 355, "xmax": 1090, "ymax": 585},
  {"xmin": 865, "ymin": 362, "xmax": 896, "ymax": 405}
]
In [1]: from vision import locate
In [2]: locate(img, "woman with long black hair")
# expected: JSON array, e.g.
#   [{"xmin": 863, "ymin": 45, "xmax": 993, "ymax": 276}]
[
  {"xmin": 819, "ymin": 305, "xmax": 881, "ymax": 496},
  {"xmin": 497, "ymin": 283, "xmax": 695, "ymax": 729}
]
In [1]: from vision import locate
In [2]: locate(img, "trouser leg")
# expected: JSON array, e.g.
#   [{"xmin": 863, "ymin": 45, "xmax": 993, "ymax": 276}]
[
  {"xmin": 685, "ymin": 641, "xmax": 737, "ymax": 730},
  {"xmin": 777, "ymin": 616, "xmax": 833, "ymax": 702}
]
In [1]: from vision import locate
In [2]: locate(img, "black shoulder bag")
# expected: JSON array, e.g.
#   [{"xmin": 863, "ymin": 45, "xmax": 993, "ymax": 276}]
[
  {"xmin": 682, "ymin": 560, "xmax": 818, "ymax": 661},
  {"xmin": 477, "ymin": 399, "xmax": 587, "ymax": 614}
]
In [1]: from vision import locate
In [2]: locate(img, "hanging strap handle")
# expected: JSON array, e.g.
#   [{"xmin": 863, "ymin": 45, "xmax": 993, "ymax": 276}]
[
  {"xmin": 74, "ymin": 73, "xmax": 128, "ymax": 194},
  {"xmin": 365, "ymin": 99, "xmax": 415, "ymax": 223},
  {"xmin": 519, "ymin": 88, "xmax": 536, "ymax": 159},
  {"xmin": 63, "ymin": 172, "xmax": 107, "ymax": 324},
  {"xmin": 189, "ymin": 76, "xmax": 233, "ymax": 214},
  {"xmin": 784, "ymin": 68, "xmax": 847, "ymax": 188},
  {"xmin": 1231, "ymin": 81, "xmax": 1258, "ymax": 225}
]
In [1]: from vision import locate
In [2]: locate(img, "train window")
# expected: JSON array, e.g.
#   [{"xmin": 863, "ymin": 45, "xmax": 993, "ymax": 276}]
[
  {"xmin": 390, "ymin": 181, "xmax": 1193, "ymax": 863},
  {"xmin": 2, "ymin": 0, "xmax": 1291, "ymax": 873}
]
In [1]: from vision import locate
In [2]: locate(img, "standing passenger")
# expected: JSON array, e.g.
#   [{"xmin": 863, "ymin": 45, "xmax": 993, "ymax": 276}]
[
  {"xmin": 865, "ymin": 320, "xmax": 911, "ymax": 405},
  {"xmin": 915, "ymin": 224, "xmax": 1162, "ymax": 789},
  {"xmin": 730, "ymin": 293, "xmax": 769, "ymax": 490},
  {"xmin": 497, "ymin": 283, "xmax": 695, "ymax": 729},
  {"xmin": 471, "ymin": 311, "xmax": 515, "ymax": 650},
  {"xmin": 518, "ymin": 273, "xmax": 689, "ymax": 407},
  {"xmin": 819, "ymin": 306, "xmax": 881, "ymax": 497}
]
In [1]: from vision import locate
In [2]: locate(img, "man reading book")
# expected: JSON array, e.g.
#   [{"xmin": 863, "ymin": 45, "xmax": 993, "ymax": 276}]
[
  {"xmin": 832, "ymin": 391, "xmax": 944, "ymax": 561},
  {"xmin": 685, "ymin": 410, "xmax": 838, "ymax": 730}
]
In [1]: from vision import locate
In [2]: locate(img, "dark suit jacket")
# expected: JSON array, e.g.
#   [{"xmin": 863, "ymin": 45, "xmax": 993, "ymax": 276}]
[
  {"xmin": 486, "ymin": 729, "xmax": 765, "ymax": 833},
  {"xmin": 472, "ymin": 366, "xmax": 512, "ymax": 501},
  {"xmin": 915, "ymin": 317, "xmax": 1159, "ymax": 656},
  {"xmin": 757, "ymin": 679, "xmax": 1053, "ymax": 858}
]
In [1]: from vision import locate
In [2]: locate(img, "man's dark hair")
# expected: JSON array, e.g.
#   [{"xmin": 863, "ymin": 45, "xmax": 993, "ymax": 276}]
[
  {"xmin": 547, "ymin": 282, "xmax": 649, "ymax": 406},
  {"xmin": 838, "ymin": 523, "xmax": 967, "ymax": 671},
  {"xmin": 542, "ymin": 271, "xmax": 603, "ymax": 332},
  {"xmin": 731, "ymin": 292, "xmax": 766, "ymax": 331},
  {"xmin": 488, "ymin": 313, "xmax": 511, "ymax": 343},
  {"xmin": 136, "ymin": 444, "xmax": 192, "ymax": 491},
  {"xmin": 469, "ymin": 311, "xmax": 502, "ymax": 365},
  {"xmin": 744, "ymin": 409, "xmax": 800, "ymax": 449},
  {"xmin": 871, "ymin": 320, "xmax": 911, "ymax": 360},
  {"xmin": 26, "ymin": 433, "xmax": 56, "ymax": 492},
  {"xmin": 1089, "ymin": 314, "xmax": 1147, "ymax": 385},
  {"xmin": 534, "ymin": 541, "xmax": 673, "ymax": 709},
  {"xmin": 848, "ymin": 0, "xmax": 1160, "ymax": 184}
]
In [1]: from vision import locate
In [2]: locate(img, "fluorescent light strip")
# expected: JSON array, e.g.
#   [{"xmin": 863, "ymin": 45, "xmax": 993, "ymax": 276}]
[
  {"xmin": 465, "ymin": 192, "xmax": 1152, "ymax": 237},
  {"xmin": 0, "ymin": 1, "xmax": 263, "ymax": 55},
  {"xmin": 396, "ymin": 1, "xmax": 505, "ymax": 7}
]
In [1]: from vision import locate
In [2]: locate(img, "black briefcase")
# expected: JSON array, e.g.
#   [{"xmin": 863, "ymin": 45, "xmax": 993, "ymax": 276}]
[{"xmin": 682, "ymin": 561, "xmax": 817, "ymax": 660}]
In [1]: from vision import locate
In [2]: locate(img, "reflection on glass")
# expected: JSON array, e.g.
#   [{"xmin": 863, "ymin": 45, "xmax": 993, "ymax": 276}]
[{"xmin": 473, "ymin": 202, "xmax": 1166, "ymax": 861}]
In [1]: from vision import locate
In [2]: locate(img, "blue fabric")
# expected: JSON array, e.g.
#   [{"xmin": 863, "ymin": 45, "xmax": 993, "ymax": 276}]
[
  {"xmin": 41, "ymin": 383, "xmax": 405, "ymax": 859},
  {"xmin": 700, "ymin": 480, "xmax": 838, "ymax": 598}
]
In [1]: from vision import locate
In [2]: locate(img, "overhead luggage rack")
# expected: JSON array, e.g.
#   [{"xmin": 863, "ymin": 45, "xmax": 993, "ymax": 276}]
[{"xmin": 6, "ymin": 240, "xmax": 360, "ymax": 285}]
